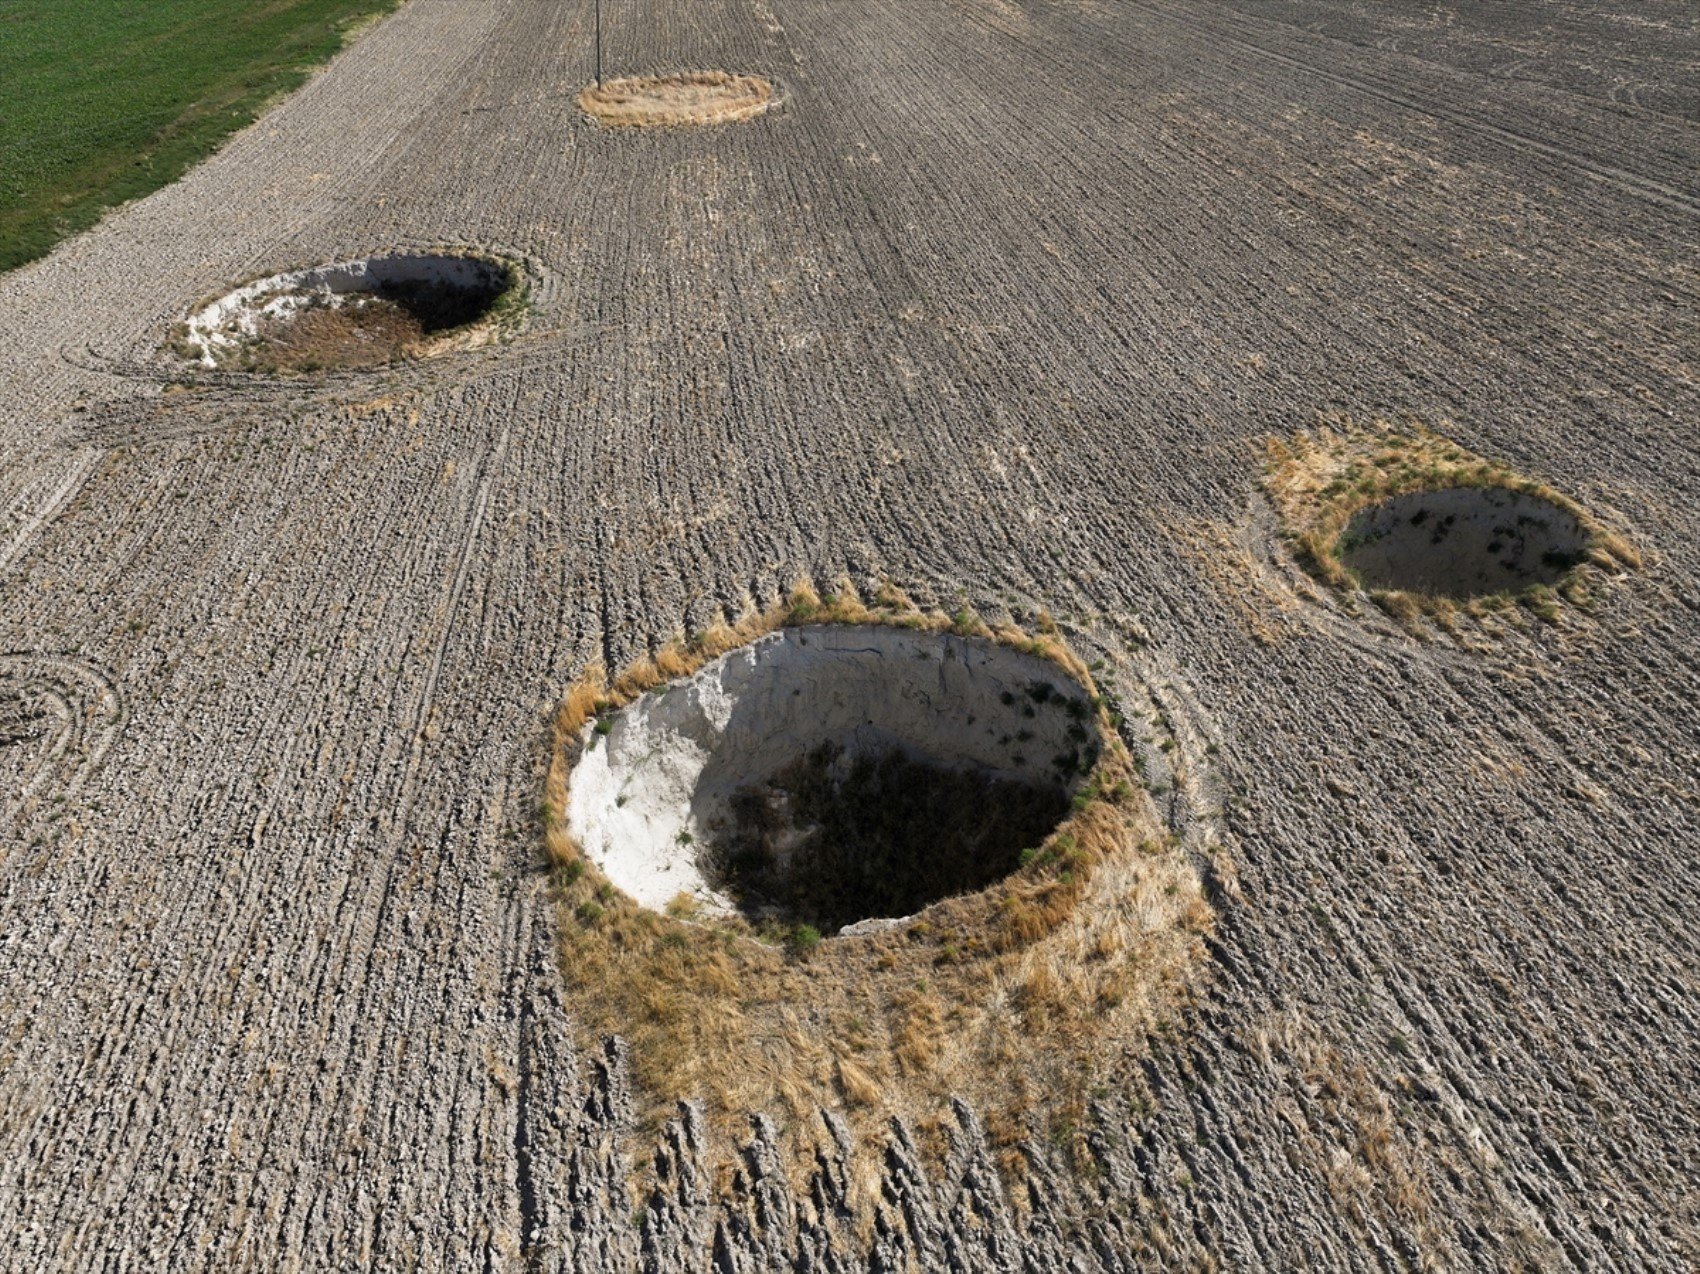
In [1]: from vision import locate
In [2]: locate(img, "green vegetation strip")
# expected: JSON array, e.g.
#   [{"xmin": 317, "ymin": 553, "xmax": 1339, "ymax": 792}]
[{"xmin": 0, "ymin": 0, "xmax": 399, "ymax": 274}]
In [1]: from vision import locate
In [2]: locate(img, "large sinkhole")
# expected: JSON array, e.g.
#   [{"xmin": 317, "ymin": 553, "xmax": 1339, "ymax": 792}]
[
  {"xmin": 177, "ymin": 252, "xmax": 517, "ymax": 372},
  {"xmin": 1337, "ymin": 486, "xmax": 1590, "ymax": 599},
  {"xmin": 566, "ymin": 626, "xmax": 1102, "ymax": 935}
]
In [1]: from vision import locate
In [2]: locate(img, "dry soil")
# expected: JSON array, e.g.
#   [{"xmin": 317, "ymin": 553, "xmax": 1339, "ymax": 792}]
[{"xmin": 0, "ymin": 0, "xmax": 1696, "ymax": 1269}]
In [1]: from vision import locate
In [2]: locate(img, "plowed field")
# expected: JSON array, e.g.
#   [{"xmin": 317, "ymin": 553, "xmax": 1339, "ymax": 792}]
[{"xmin": 0, "ymin": 0, "xmax": 1695, "ymax": 1268}]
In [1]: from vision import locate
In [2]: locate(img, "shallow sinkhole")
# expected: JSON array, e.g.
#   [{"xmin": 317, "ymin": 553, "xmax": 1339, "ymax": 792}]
[
  {"xmin": 1337, "ymin": 486, "xmax": 1590, "ymax": 599},
  {"xmin": 579, "ymin": 72, "xmax": 774, "ymax": 127},
  {"xmin": 566, "ymin": 625, "xmax": 1101, "ymax": 935},
  {"xmin": 176, "ymin": 251, "xmax": 516, "ymax": 372}
]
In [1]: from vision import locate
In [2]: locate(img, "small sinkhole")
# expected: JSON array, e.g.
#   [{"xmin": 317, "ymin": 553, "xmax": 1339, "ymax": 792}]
[
  {"xmin": 175, "ymin": 252, "xmax": 517, "ymax": 373},
  {"xmin": 1336, "ymin": 486, "xmax": 1590, "ymax": 599},
  {"xmin": 566, "ymin": 626, "xmax": 1101, "ymax": 935}
]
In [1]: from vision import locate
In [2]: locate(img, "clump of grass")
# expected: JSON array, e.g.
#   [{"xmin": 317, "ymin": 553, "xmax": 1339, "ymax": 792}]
[
  {"xmin": 540, "ymin": 579, "xmax": 1209, "ymax": 1203},
  {"xmin": 1265, "ymin": 420, "xmax": 1638, "ymax": 628}
]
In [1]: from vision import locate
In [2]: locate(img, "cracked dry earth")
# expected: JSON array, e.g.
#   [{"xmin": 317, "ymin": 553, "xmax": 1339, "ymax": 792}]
[{"xmin": 0, "ymin": 0, "xmax": 1696, "ymax": 1269}]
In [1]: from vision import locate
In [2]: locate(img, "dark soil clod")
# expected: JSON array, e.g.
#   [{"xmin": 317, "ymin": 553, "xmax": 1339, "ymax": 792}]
[{"xmin": 0, "ymin": 692, "xmax": 50, "ymax": 748}]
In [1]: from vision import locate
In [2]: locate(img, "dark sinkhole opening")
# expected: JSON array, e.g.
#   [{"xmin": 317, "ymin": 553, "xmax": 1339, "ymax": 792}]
[
  {"xmin": 1336, "ymin": 486, "xmax": 1589, "ymax": 599},
  {"xmin": 703, "ymin": 740, "xmax": 1071, "ymax": 934},
  {"xmin": 566, "ymin": 625, "xmax": 1102, "ymax": 936}
]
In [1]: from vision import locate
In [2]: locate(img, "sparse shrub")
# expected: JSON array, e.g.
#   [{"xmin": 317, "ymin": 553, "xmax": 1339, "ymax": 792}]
[{"xmin": 791, "ymin": 924, "xmax": 822, "ymax": 953}]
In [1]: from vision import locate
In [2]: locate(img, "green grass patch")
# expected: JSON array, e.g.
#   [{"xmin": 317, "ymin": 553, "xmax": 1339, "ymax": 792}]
[{"xmin": 0, "ymin": 0, "xmax": 400, "ymax": 274}]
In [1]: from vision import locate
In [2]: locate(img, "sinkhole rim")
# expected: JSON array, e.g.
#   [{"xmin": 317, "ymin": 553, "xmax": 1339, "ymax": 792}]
[{"xmin": 540, "ymin": 601, "xmax": 1207, "ymax": 1159}]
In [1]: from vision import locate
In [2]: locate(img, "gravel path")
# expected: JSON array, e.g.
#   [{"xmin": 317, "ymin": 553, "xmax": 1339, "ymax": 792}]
[{"xmin": 0, "ymin": 0, "xmax": 1695, "ymax": 1267}]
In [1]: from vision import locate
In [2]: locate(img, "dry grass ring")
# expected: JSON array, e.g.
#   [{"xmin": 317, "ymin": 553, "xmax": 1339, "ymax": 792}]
[
  {"xmin": 579, "ymin": 71, "xmax": 774, "ymax": 128},
  {"xmin": 1265, "ymin": 423, "xmax": 1639, "ymax": 628}
]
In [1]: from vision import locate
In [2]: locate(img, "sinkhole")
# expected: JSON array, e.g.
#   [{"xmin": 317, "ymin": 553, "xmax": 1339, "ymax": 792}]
[
  {"xmin": 175, "ymin": 251, "xmax": 518, "ymax": 373},
  {"xmin": 1336, "ymin": 486, "xmax": 1590, "ymax": 599},
  {"xmin": 565, "ymin": 625, "xmax": 1103, "ymax": 935}
]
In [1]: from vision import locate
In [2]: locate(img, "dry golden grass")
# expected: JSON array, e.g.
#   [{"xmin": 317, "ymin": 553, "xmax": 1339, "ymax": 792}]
[
  {"xmin": 1174, "ymin": 517, "xmax": 1303, "ymax": 646},
  {"xmin": 1264, "ymin": 420, "xmax": 1639, "ymax": 625},
  {"xmin": 240, "ymin": 299, "xmax": 435, "ymax": 373},
  {"xmin": 541, "ymin": 581, "xmax": 1209, "ymax": 1201},
  {"xmin": 1251, "ymin": 1010, "xmax": 1445, "ymax": 1257},
  {"xmin": 578, "ymin": 72, "xmax": 774, "ymax": 128}
]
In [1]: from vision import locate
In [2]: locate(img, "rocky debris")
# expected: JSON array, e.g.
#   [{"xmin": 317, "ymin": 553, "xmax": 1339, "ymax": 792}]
[{"xmin": 0, "ymin": 691, "xmax": 49, "ymax": 747}]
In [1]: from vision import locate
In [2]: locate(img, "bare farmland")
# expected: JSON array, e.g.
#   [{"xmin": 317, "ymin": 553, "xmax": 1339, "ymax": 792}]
[{"xmin": 0, "ymin": 0, "xmax": 1696, "ymax": 1269}]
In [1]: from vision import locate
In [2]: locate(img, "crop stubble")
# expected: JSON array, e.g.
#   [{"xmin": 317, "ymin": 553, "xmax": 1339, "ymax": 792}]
[{"xmin": 0, "ymin": 0, "xmax": 1695, "ymax": 1269}]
